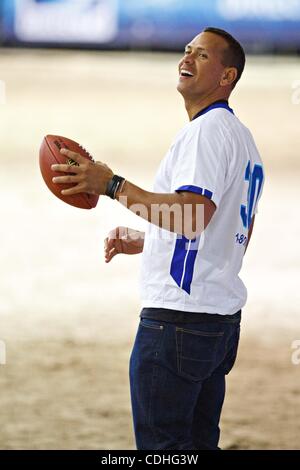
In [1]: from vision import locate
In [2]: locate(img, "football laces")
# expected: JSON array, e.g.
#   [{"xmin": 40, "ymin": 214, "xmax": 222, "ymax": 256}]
[{"xmin": 79, "ymin": 144, "xmax": 95, "ymax": 162}]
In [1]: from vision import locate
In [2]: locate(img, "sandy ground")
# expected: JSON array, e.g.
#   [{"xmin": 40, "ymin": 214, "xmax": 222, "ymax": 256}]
[{"xmin": 0, "ymin": 49, "xmax": 300, "ymax": 449}]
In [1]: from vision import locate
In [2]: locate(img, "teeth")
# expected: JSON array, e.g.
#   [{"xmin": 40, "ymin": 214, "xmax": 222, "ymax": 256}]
[{"xmin": 181, "ymin": 69, "xmax": 193, "ymax": 77}]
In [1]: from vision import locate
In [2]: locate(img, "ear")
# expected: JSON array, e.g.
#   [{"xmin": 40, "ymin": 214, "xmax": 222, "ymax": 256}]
[{"xmin": 220, "ymin": 67, "xmax": 238, "ymax": 87}]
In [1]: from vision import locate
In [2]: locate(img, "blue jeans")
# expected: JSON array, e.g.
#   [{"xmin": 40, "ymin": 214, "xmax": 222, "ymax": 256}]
[{"xmin": 129, "ymin": 309, "xmax": 241, "ymax": 450}]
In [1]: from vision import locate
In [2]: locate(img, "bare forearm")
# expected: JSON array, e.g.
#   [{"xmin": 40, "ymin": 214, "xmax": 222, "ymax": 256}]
[
  {"xmin": 50, "ymin": 150, "xmax": 214, "ymax": 239},
  {"xmin": 116, "ymin": 180, "xmax": 214, "ymax": 238}
]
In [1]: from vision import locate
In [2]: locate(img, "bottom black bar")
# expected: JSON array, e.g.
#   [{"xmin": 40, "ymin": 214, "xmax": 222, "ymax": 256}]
[{"xmin": 0, "ymin": 450, "xmax": 299, "ymax": 466}]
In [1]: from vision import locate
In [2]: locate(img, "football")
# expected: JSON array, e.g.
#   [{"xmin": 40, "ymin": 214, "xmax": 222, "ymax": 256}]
[{"xmin": 39, "ymin": 135, "xmax": 99, "ymax": 209}]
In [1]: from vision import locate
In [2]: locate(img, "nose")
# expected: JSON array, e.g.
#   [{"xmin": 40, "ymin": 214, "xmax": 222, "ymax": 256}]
[
  {"xmin": 182, "ymin": 51, "xmax": 195, "ymax": 65},
  {"xmin": 178, "ymin": 49, "xmax": 195, "ymax": 71}
]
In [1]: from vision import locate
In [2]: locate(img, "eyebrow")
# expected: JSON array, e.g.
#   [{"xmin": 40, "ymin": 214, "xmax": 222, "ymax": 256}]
[{"xmin": 185, "ymin": 45, "xmax": 208, "ymax": 53}]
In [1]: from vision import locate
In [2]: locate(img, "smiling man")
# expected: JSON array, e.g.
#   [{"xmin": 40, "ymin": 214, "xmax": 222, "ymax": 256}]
[{"xmin": 52, "ymin": 27, "xmax": 264, "ymax": 450}]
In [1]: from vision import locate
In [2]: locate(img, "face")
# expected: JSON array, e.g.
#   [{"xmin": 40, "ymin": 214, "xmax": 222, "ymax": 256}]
[{"xmin": 177, "ymin": 32, "xmax": 232, "ymax": 100}]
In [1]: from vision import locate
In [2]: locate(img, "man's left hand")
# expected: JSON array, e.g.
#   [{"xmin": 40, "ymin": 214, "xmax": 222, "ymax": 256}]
[{"xmin": 51, "ymin": 148, "xmax": 114, "ymax": 196}]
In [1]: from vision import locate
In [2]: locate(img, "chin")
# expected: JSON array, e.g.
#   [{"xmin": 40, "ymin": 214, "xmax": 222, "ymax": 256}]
[
  {"xmin": 177, "ymin": 85, "xmax": 192, "ymax": 101},
  {"xmin": 176, "ymin": 82, "xmax": 185, "ymax": 96}
]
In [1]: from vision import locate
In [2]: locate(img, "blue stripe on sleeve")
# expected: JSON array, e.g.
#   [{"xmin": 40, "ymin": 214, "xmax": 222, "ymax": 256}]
[
  {"xmin": 176, "ymin": 185, "xmax": 213, "ymax": 200},
  {"xmin": 204, "ymin": 189, "xmax": 213, "ymax": 199},
  {"xmin": 176, "ymin": 185, "xmax": 203, "ymax": 195}
]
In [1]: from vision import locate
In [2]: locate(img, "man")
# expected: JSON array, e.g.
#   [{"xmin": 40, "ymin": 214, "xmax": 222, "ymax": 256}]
[{"xmin": 52, "ymin": 27, "xmax": 264, "ymax": 450}]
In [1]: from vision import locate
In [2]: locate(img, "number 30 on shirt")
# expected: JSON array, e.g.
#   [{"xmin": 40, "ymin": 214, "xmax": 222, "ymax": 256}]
[{"xmin": 240, "ymin": 161, "xmax": 264, "ymax": 230}]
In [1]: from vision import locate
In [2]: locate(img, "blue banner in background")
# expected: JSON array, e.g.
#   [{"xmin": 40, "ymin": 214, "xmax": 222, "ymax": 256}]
[{"xmin": 2, "ymin": 0, "xmax": 300, "ymax": 49}]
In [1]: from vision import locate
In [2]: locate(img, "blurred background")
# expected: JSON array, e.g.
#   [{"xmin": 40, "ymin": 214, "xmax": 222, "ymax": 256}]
[{"xmin": 0, "ymin": 0, "xmax": 300, "ymax": 450}]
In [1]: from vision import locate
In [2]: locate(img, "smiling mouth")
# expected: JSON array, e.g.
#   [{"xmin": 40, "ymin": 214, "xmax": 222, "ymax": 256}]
[{"xmin": 180, "ymin": 69, "xmax": 194, "ymax": 78}]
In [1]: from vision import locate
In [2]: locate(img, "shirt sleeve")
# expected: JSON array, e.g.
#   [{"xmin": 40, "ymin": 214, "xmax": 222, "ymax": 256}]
[{"xmin": 171, "ymin": 119, "xmax": 229, "ymax": 208}]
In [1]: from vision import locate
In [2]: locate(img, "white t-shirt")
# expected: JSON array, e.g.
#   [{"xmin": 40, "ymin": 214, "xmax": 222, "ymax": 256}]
[{"xmin": 140, "ymin": 102, "xmax": 264, "ymax": 315}]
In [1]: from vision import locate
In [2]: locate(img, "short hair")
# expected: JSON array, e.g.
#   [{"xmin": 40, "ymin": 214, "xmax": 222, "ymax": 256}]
[{"xmin": 203, "ymin": 27, "xmax": 245, "ymax": 88}]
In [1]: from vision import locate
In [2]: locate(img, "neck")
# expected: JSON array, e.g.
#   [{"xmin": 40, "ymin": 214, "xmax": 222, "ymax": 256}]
[{"xmin": 184, "ymin": 92, "xmax": 230, "ymax": 121}]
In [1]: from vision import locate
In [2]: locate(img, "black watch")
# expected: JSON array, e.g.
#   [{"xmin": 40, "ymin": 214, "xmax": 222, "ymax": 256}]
[{"xmin": 105, "ymin": 175, "xmax": 125, "ymax": 199}]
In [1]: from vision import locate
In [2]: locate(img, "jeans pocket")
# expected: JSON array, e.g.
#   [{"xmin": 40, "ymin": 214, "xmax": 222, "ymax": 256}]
[
  {"xmin": 136, "ymin": 318, "xmax": 165, "ymax": 359},
  {"xmin": 176, "ymin": 327, "xmax": 224, "ymax": 382},
  {"xmin": 140, "ymin": 318, "xmax": 164, "ymax": 331}
]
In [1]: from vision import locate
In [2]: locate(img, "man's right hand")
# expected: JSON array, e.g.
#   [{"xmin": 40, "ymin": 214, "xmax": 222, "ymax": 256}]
[{"xmin": 104, "ymin": 227, "xmax": 145, "ymax": 263}]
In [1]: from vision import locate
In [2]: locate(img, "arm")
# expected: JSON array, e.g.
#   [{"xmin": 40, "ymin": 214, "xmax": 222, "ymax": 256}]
[
  {"xmin": 115, "ymin": 180, "xmax": 216, "ymax": 239},
  {"xmin": 51, "ymin": 150, "xmax": 216, "ymax": 239},
  {"xmin": 244, "ymin": 215, "xmax": 255, "ymax": 254}
]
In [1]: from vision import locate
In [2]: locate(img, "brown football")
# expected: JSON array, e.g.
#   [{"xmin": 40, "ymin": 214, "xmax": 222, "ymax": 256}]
[{"xmin": 39, "ymin": 135, "xmax": 99, "ymax": 209}]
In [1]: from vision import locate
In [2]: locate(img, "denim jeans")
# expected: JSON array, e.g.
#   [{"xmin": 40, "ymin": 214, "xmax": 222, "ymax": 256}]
[{"xmin": 129, "ymin": 308, "xmax": 241, "ymax": 450}]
